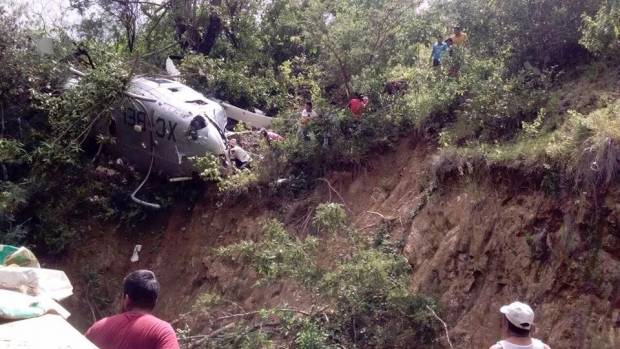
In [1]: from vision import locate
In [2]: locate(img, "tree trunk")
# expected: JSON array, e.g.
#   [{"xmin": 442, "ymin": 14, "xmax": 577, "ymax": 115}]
[{"xmin": 196, "ymin": 0, "xmax": 223, "ymax": 55}]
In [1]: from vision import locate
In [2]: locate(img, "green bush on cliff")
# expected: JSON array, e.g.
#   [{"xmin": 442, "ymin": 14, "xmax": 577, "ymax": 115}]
[{"xmin": 214, "ymin": 212, "xmax": 438, "ymax": 348}]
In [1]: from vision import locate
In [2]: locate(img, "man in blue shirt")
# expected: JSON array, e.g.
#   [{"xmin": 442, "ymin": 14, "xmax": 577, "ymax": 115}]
[{"xmin": 431, "ymin": 36, "xmax": 450, "ymax": 67}]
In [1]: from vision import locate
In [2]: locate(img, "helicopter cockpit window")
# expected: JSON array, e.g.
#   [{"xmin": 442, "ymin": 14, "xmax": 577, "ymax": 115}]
[
  {"xmin": 186, "ymin": 100, "xmax": 208, "ymax": 105},
  {"xmin": 146, "ymin": 78, "xmax": 173, "ymax": 84},
  {"xmin": 188, "ymin": 115, "xmax": 207, "ymax": 140},
  {"xmin": 168, "ymin": 87, "xmax": 180, "ymax": 92}
]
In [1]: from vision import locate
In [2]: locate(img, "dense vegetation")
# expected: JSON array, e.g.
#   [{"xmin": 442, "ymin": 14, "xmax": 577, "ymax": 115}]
[{"xmin": 2, "ymin": 0, "xmax": 620, "ymax": 346}]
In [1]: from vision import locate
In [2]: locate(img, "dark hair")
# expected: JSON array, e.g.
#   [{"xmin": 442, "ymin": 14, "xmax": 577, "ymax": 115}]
[
  {"xmin": 123, "ymin": 270, "xmax": 160, "ymax": 310},
  {"xmin": 505, "ymin": 316, "xmax": 531, "ymax": 337}
]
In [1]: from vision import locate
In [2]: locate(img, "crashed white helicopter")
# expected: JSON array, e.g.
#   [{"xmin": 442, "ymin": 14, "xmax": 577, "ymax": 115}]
[{"xmin": 68, "ymin": 59, "xmax": 273, "ymax": 208}]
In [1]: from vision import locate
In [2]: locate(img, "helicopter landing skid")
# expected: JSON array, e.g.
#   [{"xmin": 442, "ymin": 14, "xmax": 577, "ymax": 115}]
[{"xmin": 169, "ymin": 176, "xmax": 193, "ymax": 182}]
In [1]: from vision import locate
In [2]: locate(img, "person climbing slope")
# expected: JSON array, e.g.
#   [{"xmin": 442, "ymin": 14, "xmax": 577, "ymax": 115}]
[
  {"xmin": 347, "ymin": 94, "xmax": 369, "ymax": 118},
  {"xmin": 448, "ymin": 25, "xmax": 467, "ymax": 76},
  {"xmin": 260, "ymin": 128, "xmax": 284, "ymax": 146},
  {"xmin": 229, "ymin": 138, "xmax": 252, "ymax": 169},
  {"xmin": 431, "ymin": 35, "xmax": 450, "ymax": 67},
  {"xmin": 449, "ymin": 26, "xmax": 467, "ymax": 46},
  {"xmin": 298, "ymin": 101, "xmax": 317, "ymax": 140},
  {"xmin": 489, "ymin": 301, "xmax": 551, "ymax": 349},
  {"xmin": 85, "ymin": 270, "xmax": 179, "ymax": 349}
]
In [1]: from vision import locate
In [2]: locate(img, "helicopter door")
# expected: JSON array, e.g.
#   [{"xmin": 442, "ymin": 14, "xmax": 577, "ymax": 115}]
[{"xmin": 116, "ymin": 100, "xmax": 153, "ymax": 169}]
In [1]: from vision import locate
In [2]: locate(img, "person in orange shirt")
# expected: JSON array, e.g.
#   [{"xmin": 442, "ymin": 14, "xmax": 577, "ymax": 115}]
[
  {"xmin": 448, "ymin": 26, "xmax": 467, "ymax": 76},
  {"xmin": 450, "ymin": 26, "xmax": 468, "ymax": 46}
]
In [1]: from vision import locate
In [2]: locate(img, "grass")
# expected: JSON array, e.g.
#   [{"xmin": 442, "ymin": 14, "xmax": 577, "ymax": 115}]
[{"xmin": 440, "ymin": 101, "xmax": 620, "ymax": 170}]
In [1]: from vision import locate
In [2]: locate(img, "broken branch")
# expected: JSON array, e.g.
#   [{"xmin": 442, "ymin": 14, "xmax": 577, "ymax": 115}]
[
  {"xmin": 216, "ymin": 308, "xmax": 309, "ymax": 321},
  {"xmin": 317, "ymin": 178, "xmax": 351, "ymax": 214},
  {"xmin": 425, "ymin": 305, "xmax": 454, "ymax": 349}
]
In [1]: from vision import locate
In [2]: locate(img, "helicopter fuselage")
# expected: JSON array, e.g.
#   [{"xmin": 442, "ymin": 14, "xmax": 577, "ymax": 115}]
[{"xmin": 109, "ymin": 77, "xmax": 229, "ymax": 178}]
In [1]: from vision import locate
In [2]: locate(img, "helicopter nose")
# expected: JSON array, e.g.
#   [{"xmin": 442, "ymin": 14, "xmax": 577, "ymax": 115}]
[{"xmin": 199, "ymin": 123, "xmax": 226, "ymax": 155}]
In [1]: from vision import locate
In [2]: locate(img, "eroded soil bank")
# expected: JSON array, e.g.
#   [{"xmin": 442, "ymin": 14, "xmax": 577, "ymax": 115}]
[{"xmin": 52, "ymin": 139, "xmax": 620, "ymax": 348}]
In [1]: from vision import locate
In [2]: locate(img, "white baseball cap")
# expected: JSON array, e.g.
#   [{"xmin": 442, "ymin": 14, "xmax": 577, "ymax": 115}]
[{"xmin": 500, "ymin": 302, "xmax": 535, "ymax": 330}]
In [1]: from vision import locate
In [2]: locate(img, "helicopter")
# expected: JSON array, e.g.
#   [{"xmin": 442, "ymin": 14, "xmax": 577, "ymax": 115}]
[{"xmin": 68, "ymin": 61, "xmax": 273, "ymax": 208}]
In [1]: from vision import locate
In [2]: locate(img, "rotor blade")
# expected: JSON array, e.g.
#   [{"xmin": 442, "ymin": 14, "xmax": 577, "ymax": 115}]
[
  {"xmin": 221, "ymin": 102, "xmax": 273, "ymax": 129},
  {"xmin": 69, "ymin": 66, "xmax": 87, "ymax": 77},
  {"xmin": 165, "ymin": 57, "xmax": 181, "ymax": 78}
]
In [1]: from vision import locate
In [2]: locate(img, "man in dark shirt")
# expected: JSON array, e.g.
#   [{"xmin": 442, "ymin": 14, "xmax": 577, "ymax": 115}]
[{"xmin": 86, "ymin": 270, "xmax": 179, "ymax": 349}]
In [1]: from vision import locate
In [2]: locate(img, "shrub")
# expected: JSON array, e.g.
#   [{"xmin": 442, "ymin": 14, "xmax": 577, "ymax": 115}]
[
  {"xmin": 312, "ymin": 202, "xmax": 347, "ymax": 235},
  {"xmin": 217, "ymin": 220, "xmax": 320, "ymax": 285},
  {"xmin": 192, "ymin": 292, "xmax": 222, "ymax": 313},
  {"xmin": 190, "ymin": 154, "xmax": 221, "ymax": 182},
  {"xmin": 295, "ymin": 320, "xmax": 332, "ymax": 349},
  {"xmin": 217, "ymin": 169, "xmax": 259, "ymax": 195},
  {"xmin": 580, "ymin": 2, "xmax": 620, "ymax": 59},
  {"xmin": 216, "ymin": 217, "xmax": 438, "ymax": 347}
]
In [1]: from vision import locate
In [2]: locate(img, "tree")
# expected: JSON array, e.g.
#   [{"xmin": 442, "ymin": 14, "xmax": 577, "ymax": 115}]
[
  {"xmin": 298, "ymin": 0, "xmax": 426, "ymax": 97},
  {"xmin": 428, "ymin": 0, "xmax": 603, "ymax": 69},
  {"xmin": 580, "ymin": 0, "xmax": 620, "ymax": 59}
]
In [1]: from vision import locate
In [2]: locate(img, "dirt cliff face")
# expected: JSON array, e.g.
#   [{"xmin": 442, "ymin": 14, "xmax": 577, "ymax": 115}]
[{"xmin": 52, "ymin": 139, "xmax": 620, "ymax": 348}]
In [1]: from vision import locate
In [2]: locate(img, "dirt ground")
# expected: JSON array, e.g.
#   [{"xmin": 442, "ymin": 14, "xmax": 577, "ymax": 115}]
[{"xmin": 50, "ymin": 136, "xmax": 620, "ymax": 348}]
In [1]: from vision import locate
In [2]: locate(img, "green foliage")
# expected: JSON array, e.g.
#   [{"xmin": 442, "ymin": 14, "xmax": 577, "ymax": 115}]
[
  {"xmin": 217, "ymin": 169, "xmax": 259, "ymax": 195},
  {"xmin": 192, "ymin": 292, "xmax": 222, "ymax": 313},
  {"xmin": 580, "ymin": 1, "xmax": 620, "ymax": 59},
  {"xmin": 0, "ymin": 139, "xmax": 28, "ymax": 163},
  {"xmin": 432, "ymin": 0, "xmax": 602, "ymax": 69},
  {"xmin": 320, "ymin": 248, "xmax": 436, "ymax": 347},
  {"xmin": 180, "ymin": 54, "xmax": 288, "ymax": 113},
  {"xmin": 217, "ymin": 220, "xmax": 320, "ymax": 285},
  {"xmin": 0, "ymin": 182, "xmax": 28, "ymax": 223},
  {"xmin": 190, "ymin": 154, "xmax": 221, "ymax": 181},
  {"xmin": 81, "ymin": 268, "xmax": 114, "ymax": 318},
  {"xmin": 35, "ymin": 53, "xmax": 128, "ymax": 166},
  {"xmin": 217, "ymin": 217, "xmax": 437, "ymax": 347},
  {"xmin": 295, "ymin": 320, "xmax": 332, "ymax": 349},
  {"xmin": 442, "ymin": 56, "xmax": 551, "ymax": 145},
  {"xmin": 312, "ymin": 202, "xmax": 347, "ymax": 235},
  {"xmin": 300, "ymin": 0, "xmax": 429, "ymax": 92},
  {"xmin": 522, "ymin": 108, "xmax": 547, "ymax": 137},
  {"xmin": 237, "ymin": 329, "xmax": 273, "ymax": 349}
]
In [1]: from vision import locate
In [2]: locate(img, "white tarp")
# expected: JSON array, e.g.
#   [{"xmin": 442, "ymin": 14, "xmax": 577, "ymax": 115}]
[
  {"xmin": 0, "ymin": 267, "xmax": 73, "ymax": 301},
  {"xmin": 0, "ymin": 314, "xmax": 99, "ymax": 349}
]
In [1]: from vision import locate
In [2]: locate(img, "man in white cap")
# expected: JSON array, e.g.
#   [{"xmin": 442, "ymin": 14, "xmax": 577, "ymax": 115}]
[{"xmin": 489, "ymin": 301, "xmax": 551, "ymax": 349}]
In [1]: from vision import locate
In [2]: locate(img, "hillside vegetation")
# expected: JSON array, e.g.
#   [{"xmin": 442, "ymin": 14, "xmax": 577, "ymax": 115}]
[{"xmin": 1, "ymin": 0, "xmax": 620, "ymax": 348}]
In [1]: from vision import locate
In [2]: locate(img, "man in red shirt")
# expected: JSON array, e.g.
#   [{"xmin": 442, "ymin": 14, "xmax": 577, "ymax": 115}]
[
  {"xmin": 260, "ymin": 128, "xmax": 284, "ymax": 146},
  {"xmin": 86, "ymin": 270, "xmax": 179, "ymax": 349},
  {"xmin": 347, "ymin": 95, "xmax": 369, "ymax": 117}
]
